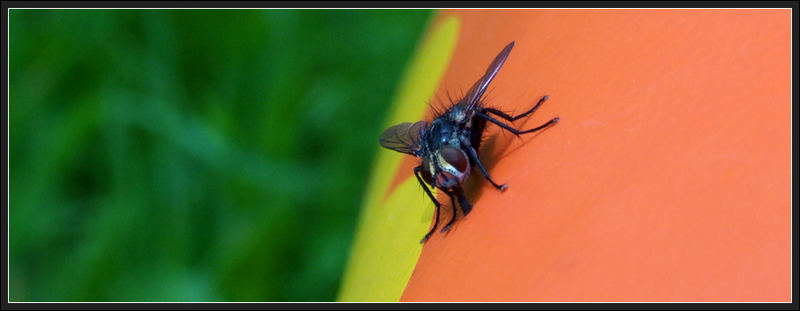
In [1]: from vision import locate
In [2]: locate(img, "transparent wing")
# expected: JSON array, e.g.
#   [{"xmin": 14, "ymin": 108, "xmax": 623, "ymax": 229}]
[
  {"xmin": 379, "ymin": 121, "xmax": 427, "ymax": 156},
  {"xmin": 461, "ymin": 41, "xmax": 515, "ymax": 111}
]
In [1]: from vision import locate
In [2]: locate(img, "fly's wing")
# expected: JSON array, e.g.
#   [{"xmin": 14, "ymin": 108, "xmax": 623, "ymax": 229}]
[
  {"xmin": 461, "ymin": 41, "xmax": 515, "ymax": 111},
  {"xmin": 379, "ymin": 121, "xmax": 427, "ymax": 156}
]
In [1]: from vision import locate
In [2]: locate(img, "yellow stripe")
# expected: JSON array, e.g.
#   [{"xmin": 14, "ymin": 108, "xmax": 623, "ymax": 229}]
[{"xmin": 337, "ymin": 13, "xmax": 459, "ymax": 302}]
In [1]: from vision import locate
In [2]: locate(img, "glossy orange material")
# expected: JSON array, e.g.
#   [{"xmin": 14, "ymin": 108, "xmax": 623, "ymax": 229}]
[{"xmin": 400, "ymin": 9, "xmax": 791, "ymax": 302}]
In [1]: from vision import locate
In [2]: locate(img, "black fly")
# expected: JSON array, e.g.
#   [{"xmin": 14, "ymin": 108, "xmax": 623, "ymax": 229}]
[{"xmin": 379, "ymin": 41, "xmax": 559, "ymax": 244}]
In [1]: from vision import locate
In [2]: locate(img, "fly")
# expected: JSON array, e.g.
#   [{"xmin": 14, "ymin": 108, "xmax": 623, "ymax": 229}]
[{"xmin": 379, "ymin": 41, "xmax": 559, "ymax": 243}]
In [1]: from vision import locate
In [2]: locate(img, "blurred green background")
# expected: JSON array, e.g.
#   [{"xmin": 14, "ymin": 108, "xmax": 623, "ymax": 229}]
[{"xmin": 10, "ymin": 9, "xmax": 432, "ymax": 301}]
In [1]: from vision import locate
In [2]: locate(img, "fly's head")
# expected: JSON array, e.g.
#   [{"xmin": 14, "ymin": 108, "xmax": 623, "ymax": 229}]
[
  {"xmin": 419, "ymin": 144, "xmax": 471, "ymax": 190},
  {"xmin": 421, "ymin": 117, "xmax": 475, "ymax": 190}
]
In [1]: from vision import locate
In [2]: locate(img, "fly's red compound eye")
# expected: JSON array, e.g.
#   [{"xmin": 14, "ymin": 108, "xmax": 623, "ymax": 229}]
[
  {"xmin": 436, "ymin": 171, "xmax": 457, "ymax": 188},
  {"xmin": 440, "ymin": 146, "xmax": 469, "ymax": 174}
]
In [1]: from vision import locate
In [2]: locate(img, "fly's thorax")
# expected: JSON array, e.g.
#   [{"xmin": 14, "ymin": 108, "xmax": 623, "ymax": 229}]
[
  {"xmin": 447, "ymin": 105, "xmax": 468, "ymax": 123},
  {"xmin": 426, "ymin": 118, "xmax": 459, "ymax": 150},
  {"xmin": 449, "ymin": 103, "xmax": 481, "ymax": 124}
]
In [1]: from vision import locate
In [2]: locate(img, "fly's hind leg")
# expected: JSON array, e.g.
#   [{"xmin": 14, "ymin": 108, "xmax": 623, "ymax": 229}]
[
  {"xmin": 484, "ymin": 95, "xmax": 549, "ymax": 121},
  {"xmin": 478, "ymin": 112, "xmax": 559, "ymax": 136},
  {"xmin": 479, "ymin": 95, "xmax": 559, "ymax": 136}
]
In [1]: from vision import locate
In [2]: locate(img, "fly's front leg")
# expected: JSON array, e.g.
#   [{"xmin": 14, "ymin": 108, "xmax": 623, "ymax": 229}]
[
  {"xmin": 414, "ymin": 166, "xmax": 440, "ymax": 207},
  {"xmin": 440, "ymin": 190, "xmax": 459, "ymax": 233},
  {"xmin": 415, "ymin": 166, "xmax": 441, "ymax": 244},
  {"xmin": 457, "ymin": 192, "xmax": 473, "ymax": 216},
  {"xmin": 460, "ymin": 137, "xmax": 507, "ymax": 191},
  {"xmin": 440, "ymin": 186, "xmax": 473, "ymax": 234}
]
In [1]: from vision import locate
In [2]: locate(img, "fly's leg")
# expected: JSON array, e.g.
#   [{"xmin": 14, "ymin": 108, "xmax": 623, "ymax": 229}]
[
  {"xmin": 483, "ymin": 95, "xmax": 549, "ymax": 121},
  {"xmin": 520, "ymin": 117, "xmax": 560, "ymax": 135},
  {"xmin": 415, "ymin": 166, "xmax": 441, "ymax": 244},
  {"xmin": 479, "ymin": 94, "xmax": 559, "ymax": 136},
  {"xmin": 440, "ymin": 190, "xmax": 459, "ymax": 233},
  {"xmin": 414, "ymin": 166, "xmax": 440, "ymax": 207},
  {"xmin": 461, "ymin": 138, "xmax": 507, "ymax": 191},
  {"xmin": 457, "ymin": 192, "xmax": 473, "ymax": 216},
  {"xmin": 477, "ymin": 112, "xmax": 559, "ymax": 136},
  {"xmin": 420, "ymin": 202, "xmax": 440, "ymax": 244},
  {"xmin": 441, "ymin": 187, "xmax": 473, "ymax": 234}
]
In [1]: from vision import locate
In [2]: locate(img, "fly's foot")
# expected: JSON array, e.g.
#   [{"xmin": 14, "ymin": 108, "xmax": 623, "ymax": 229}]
[
  {"xmin": 440, "ymin": 224, "xmax": 452, "ymax": 234},
  {"xmin": 420, "ymin": 234, "xmax": 431, "ymax": 244}
]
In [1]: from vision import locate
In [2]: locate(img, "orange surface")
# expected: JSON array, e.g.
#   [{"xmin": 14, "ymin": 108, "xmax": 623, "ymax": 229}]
[{"xmin": 398, "ymin": 9, "xmax": 791, "ymax": 302}]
